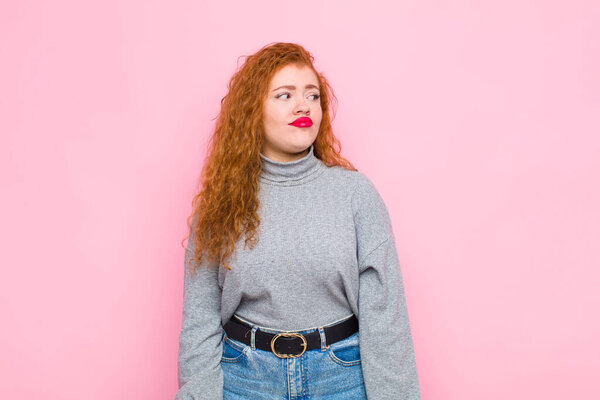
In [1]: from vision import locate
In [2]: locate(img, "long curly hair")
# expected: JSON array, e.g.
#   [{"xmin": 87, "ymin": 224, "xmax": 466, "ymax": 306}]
[{"xmin": 183, "ymin": 42, "xmax": 357, "ymax": 273}]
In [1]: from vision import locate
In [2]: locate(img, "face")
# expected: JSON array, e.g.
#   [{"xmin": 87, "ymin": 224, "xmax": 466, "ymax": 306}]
[{"xmin": 261, "ymin": 63, "xmax": 322, "ymax": 162}]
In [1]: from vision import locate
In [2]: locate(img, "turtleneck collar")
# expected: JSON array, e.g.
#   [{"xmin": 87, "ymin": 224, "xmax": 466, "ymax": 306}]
[{"xmin": 259, "ymin": 144, "xmax": 325, "ymax": 186}]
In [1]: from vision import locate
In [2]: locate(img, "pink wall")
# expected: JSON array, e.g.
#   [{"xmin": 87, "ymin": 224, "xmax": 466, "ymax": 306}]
[{"xmin": 1, "ymin": 1, "xmax": 599, "ymax": 399}]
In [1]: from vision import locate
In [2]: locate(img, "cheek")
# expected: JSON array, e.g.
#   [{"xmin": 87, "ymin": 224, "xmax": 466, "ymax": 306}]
[
  {"xmin": 312, "ymin": 102, "xmax": 322, "ymax": 114},
  {"xmin": 313, "ymin": 107, "xmax": 323, "ymax": 122},
  {"xmin": 264, "ymin": 104, "xmax": 285, "ymax": 124}
]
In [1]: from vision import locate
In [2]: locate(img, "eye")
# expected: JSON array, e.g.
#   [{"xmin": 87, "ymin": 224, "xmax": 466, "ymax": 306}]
[
  {"xmin": 309, "ymin": 94, "xmax": 320, "ymax": 101},
  {"xmin": 276, "ymin": 92, "xmax": 291, "ymax": 100}
]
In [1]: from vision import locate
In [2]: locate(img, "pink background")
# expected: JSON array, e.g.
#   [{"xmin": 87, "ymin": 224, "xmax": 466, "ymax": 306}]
[{"xmin": 2, "ymin": 1, "xmax": 599, "ymax": 399}]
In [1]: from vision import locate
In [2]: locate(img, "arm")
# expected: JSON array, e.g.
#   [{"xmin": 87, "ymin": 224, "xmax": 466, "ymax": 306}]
[
  {"xmin": 352, "ymin": 173, "xmax": 420, "ymax": 399},
  {"xmin": 175, "ymin": 234, "xmax": 223, "ymax": 400}
]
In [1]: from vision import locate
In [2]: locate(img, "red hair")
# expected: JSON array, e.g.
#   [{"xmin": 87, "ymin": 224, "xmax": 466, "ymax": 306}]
[{"xmin": 183, "ymin": 42, "xmax": 357, "ymax": 273}]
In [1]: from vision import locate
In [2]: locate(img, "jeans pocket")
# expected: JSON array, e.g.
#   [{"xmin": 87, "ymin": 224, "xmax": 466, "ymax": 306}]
[
  {"xmin": 221, "ymin": 333, "xmax": 249, "ymax": 363},
  {"xmin": 327, "ymin": 331, "xmax": 361, "ymax": 367}
]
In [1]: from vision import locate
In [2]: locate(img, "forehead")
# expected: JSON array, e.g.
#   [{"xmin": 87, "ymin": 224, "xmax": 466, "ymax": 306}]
[{"xmin": 268, "ymin": 64, "xmax": 318, "ymax": 87}]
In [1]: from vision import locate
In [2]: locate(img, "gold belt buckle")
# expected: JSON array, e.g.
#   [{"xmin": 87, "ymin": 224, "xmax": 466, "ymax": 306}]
[{"xmin": 270, "ymin": 332, "xmax": 307, "ymax": 358}]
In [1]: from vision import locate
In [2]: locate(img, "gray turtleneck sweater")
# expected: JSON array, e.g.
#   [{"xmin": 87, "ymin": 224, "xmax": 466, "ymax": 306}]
[{"xmin": 175, "ymin": 144, "xmax": 420, "ymax": 399}]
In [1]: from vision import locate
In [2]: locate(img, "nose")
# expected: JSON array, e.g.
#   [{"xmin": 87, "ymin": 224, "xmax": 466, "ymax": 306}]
[{"xmin": 295, "ymin": 97, "xmax": 310, "ymax": 114}]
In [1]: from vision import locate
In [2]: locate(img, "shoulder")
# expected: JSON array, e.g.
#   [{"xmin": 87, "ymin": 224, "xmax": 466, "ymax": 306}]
[
  {"xmin": 345, "ymin": 169, "xmax": 394, "ymax": 241},
  {"xmin": 323, "ymin": 165, "xmax": 394, "ymax": 255},
  {"xmin": 319, "ymin": 165, "xmax": 384, "ymax": 205},
  {"xmin": 315, "ymin": 163, "xmax": 358, "ymax": 194},
  {"xmin": 348, "ymin": 170, "xmax": 387, "ymax": 213},
  {"xmin": 321, "ymin": 165, "xmax": 377, "ymax": 194},
  {"xmin": 318, "ymin": 165, "xmax": 389, "ymax": 219}
]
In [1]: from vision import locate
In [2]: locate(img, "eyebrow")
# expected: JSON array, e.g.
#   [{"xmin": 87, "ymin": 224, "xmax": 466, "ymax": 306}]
[{"xmin": 272, "ymin": 84, "xmax": 320, "ymax": 92}]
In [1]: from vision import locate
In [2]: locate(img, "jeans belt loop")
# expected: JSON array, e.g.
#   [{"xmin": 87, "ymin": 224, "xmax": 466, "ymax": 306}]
[
  {"xmin": 250, "ymin": 325, "xmax": 258, "ymax": 350},
  {"xmin": 318, "ymin": 326, "xmax": 327, "ymax": 351}
]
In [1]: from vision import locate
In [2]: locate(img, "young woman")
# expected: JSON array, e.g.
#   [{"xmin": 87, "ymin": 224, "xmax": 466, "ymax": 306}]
[{"xmin": 175, "ymin": 42, "xmax": 420, "ymax": 400}]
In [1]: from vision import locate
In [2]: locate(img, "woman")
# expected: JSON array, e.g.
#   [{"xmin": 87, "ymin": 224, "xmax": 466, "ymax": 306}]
[{"xmin": 175, "ymin": 42, "xmax": 420, "ymax": 400}]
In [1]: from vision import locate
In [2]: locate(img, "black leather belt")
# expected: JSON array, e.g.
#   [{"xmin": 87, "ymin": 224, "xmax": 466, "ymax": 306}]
[{"xmin": 223, "ymin": 314, "xmax": 359, "ymax": 359}]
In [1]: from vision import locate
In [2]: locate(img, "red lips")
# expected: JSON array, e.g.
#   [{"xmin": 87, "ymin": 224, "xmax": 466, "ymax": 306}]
[{"xmin": 289, "ymin": 117, "xmax": 313, "ymax": 127}]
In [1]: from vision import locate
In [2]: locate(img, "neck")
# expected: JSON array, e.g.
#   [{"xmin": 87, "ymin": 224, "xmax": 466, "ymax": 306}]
[{"xmin": 259, "ymin": 144, "xmax": 324, "ymax": 186}]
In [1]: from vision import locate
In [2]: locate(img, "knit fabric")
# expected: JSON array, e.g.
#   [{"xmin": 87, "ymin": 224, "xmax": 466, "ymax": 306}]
[{"xmin": 175, "ymin": 144, "xmax": 420, "ymax": 399}]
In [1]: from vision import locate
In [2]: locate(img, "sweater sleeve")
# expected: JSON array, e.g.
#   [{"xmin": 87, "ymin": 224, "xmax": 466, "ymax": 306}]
[
  {"xmin": 175, "ymin": 232, "xmax": 224, "ymax": 400},
  {"xmin": 352, "ymin": 173, "xmax": 420, "ymax": 400}
]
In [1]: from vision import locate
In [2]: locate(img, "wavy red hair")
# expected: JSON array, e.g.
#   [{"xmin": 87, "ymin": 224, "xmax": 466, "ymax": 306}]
[{"xmin": 183, "ymin": 42, "xmax": 357, "ymax": 273}]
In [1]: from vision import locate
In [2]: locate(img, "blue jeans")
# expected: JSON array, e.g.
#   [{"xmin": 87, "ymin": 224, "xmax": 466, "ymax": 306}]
[{"xmin": 221, "ymin": 314, "xmax": 368, "ymax": 399}]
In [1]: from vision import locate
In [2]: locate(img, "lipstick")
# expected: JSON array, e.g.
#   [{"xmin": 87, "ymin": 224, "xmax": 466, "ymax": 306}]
[{"xmin": 289, "ymin": 117, "xmax": 313, "ymax": 127}]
